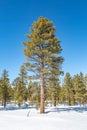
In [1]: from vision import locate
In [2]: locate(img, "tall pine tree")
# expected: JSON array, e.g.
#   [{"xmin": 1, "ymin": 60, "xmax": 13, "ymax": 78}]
[{"xmin": 23, "ymin": 17, "xmax": 63, "ymax": 113}]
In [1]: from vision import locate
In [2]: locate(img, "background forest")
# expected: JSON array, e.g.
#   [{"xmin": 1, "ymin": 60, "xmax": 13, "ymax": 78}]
[{"xmin": 0, "ymin": 69, "xmax": 87, "ymax": 108}]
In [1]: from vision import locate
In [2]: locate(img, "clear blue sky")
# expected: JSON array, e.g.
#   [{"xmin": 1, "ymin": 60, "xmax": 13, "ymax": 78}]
[{"xmin": 0, "ymin": 0, "xmax": 87, "ymax": 82}]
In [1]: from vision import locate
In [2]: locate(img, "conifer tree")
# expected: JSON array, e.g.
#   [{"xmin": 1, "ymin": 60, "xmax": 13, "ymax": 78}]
[
  {"xmin": 73, "ymin": 72, "xmax": 86, "ymax": 105},
  {"xmin": 59, "ymin": 86, "xmax": 66, "ymax": 104},
  {"xmin": 0, "ymin": 79, "xmax": 3, "ymax": 105},
  {"xmin": 27, "ymin": 81, "xmax": 40, "ymax": 107},
  {"xmin": 12, "ymin": 77, "xmax": 20, "ymax": 105},
  {"xmin": 1, "ymin": 69, "xmax": 10, "ymax": 108},
  {"xmin": 47, "ymin": 53, "xmax": 63, "ymax": 106},
  {"xmin": 8, "ymin": 85, "xmax": 14, "ymax": 102},
  {"xmin": 19, "ymin": 66, "xmax": 27, "ymax": 102},
  {"xmin": 23, "ymin": 17, "xmax": 63, "ymax": 113},
  {"xmin": 47, "ymin": 78, "xmax": 61, "ymax": 106},
  {"xmin": 84, "ymin": 75, "xmax": 87, "ymax": 104},
  {"xmin": 12, "ymin": 77, "xmax": 24, "ymax": 107},
  {"xmin": 64, "ymin": 73, "xmax": 74, "ymax": 105},
  {"xmin": 12, "ymin": 67, "xmax": 27, "ymax": 106}
]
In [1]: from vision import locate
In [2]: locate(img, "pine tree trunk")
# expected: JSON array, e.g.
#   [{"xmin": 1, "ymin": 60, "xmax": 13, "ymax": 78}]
[
  {"xmin": 2, "ymin": 99, "xmax": 3, "ymax": 106},
  {"xmin": 69, "ymin": 98, "xmax": 71, "ymax": 106},
  {"xmin": 3, "ymin": 87, "xmax": 7, "ymax": 108},
  {"xmin": 4, "ymin": 95, "xmax": 6, "ymax": 108},
  {"xmin": 54, "ymin": 95, "xmax": 56, "ymax": 106},
  {"xmin": 40, "ymin": 72, "xmax": 45, "ymax": 113}
]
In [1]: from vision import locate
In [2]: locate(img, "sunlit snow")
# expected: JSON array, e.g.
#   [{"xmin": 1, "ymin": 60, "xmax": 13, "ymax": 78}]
[{"xmin": 0, "ymin": 105, "xmax": 87, "ymax": 130}]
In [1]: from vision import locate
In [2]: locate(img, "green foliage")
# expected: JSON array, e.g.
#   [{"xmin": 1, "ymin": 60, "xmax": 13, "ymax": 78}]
[
  {"xmin": 73, "ymin": 72, "xmax": 86, "ymax": 105},
  {"xmin": 47, "ymin": 81, "xmax": 61, "ymax": 106},
  {"xmin": 1, "ymin": 69, "xmax": 10, "ymax": 108},
  {"xmin": 0, "ymin": 79, "xmax": 3, "ymax": 104},
  {"xmin": 59, "ymin": 86, "xmax": 66, "ymax": 104},
  {"xmin": 63, "ymin": 73, "xmax": 75, "ymax": 105},
  {"xmin": 12, "ymin": 67, "xmax": 27, "ymax": 106},
  {"xmin": 0, "ymin": 69, "xmax": 87, "ymax": 107},
  {"xmin": 27, "ymin": 81, "xmax": 40, "ymax": 107},
  {"xmin": 60, "ymin": 72, "xmax": 87, "ymax": 106}
]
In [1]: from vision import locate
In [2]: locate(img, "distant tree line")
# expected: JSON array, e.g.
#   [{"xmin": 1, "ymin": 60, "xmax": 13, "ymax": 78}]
[
  {"xmin": 60, "ymin": 72, "xmax": 87, "ymax": 106},
  {"xmin": 0, "ymin": 69, "xmax": 87, "ymax": 108}
]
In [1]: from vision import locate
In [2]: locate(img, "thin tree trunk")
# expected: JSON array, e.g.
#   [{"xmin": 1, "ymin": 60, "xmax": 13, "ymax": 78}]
[
  {"xmin": 40, "ymin": 72, "xmax": 45, "ymax": 113},
  {"xmin": 4, "ymin": 95, "xmax": 6, "ymax": 108},
  {"xmin": 2, "ymin": 99, "xmax": 3, "ymax": 106},
  {"xmin": 3, "ymin": 86, "xmax": 7, "ymax": 108},
  {"xmin": 54, "ymin": 95, "xmax": 56, "ymax": 106}
]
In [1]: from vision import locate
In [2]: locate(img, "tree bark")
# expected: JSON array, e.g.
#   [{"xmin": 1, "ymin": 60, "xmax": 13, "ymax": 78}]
[
  {"xmin": 3, "ymin": 94, "xmax": 6, "ymax": 108},
  {"xmin": 53, "ymin": 95, "xmax": 56, "ymax": 106},
  {"xmin": 40, "ymin": 72, "xmax": 45, "ymax": 113}
]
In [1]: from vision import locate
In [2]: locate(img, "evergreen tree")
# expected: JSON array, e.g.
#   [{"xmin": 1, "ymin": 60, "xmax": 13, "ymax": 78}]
[
  {"xmin": 12, "ymin": 77, "xmax": 20, "ymax": 105},
  {"xmin": 27, "ymin": 81, "xmax": 40, "ymax": 107},
  {"xmin": 8, "ymin": 85, "xmax": 14, "ymax": 102},
  {"xmin": 47, "ymin": 79, "xmax": 61, "ymax": 106},
  {"xmin": 73, "ymin": 72, "xmax": 86, "ymax": 105},
  {"xmin": 59, "ymin": 86, "xmax": 66, "ymax": 104},
  {"xmin": 12, "ymin": 77, "xmax": 23, "ymax": 107},
  {"xmin": 0, "ymin": 79, "xmax": 3, "ymax": 105},
  {"xmin": 64, "ymin": 73, "xmax": 74, "ymax": 105},
  {"xmin": 1, "ymin": 69, "xmax": 10, "ymax": 108},
  {"xmin": 47, "ymin": 53, "xmax": 63, "ymax": 106},
  {"xmin": 23, "ymin": 17, "xmax": 63, "ymax": 113},
  {"xmin": 19, "ymin": 66, "xmax": 27, "ymax": 102},
  {"xmin": 12, "ymin": 67, "xmax": 27, "ymax": 107},
  {"xmin": 84, "ymin": 74, "xmax": 87, "ymax": 104}
]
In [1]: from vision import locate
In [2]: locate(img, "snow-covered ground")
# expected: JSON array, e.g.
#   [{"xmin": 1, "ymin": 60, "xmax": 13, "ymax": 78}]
[{"xmin": 0, "ymin": 105, "xmax": 87, "ymax": 130}]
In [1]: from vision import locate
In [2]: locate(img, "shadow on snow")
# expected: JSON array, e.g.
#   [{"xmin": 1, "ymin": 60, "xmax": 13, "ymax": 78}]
[
  {"xmin": 45, "ymin": 105, "xmax": 87, "ymax": 113},
  {"xmin": 0, "ymin": 104, "xmax": 87, "ymax": 113},
  {"xmin": 0, "ymin": 105, "xmax": 35, "ymax": 111}
]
